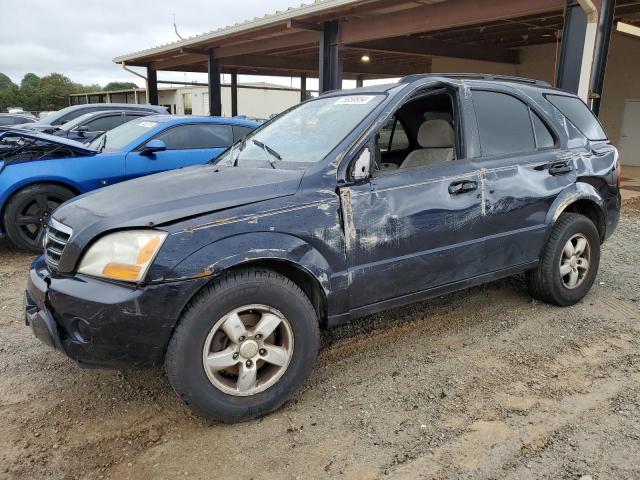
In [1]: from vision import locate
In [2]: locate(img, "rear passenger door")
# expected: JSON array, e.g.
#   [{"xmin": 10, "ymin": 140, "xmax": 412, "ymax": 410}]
[
  {"xmin": 125, "ymin": 123, "xmax": 233, "ymax": 178},
  {"xmin": 470, "ymin": 89, "xmax": 574, "ymax": 271}
]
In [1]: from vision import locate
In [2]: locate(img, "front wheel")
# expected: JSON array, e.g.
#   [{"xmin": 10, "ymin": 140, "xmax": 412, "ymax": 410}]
[
  {"xmin": 3, "ymin": 183, "xmax": 75, "ymax": 251},
  {"xmin": 166, "ymin": 268, "xmax": 320, "ymax": 423},
  {"xmin": 527, "ymin": 213, "xmax": 601, "ymax": 306}
]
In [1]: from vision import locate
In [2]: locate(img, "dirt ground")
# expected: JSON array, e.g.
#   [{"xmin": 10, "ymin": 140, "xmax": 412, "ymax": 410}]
[{"xmin": 1, "ymin": 203, "xmax": 639, "ymax": 480}]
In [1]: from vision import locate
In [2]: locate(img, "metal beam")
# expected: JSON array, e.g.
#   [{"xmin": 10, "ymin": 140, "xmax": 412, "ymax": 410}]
[
  {"xmin": 221, "ymin": 54, "xmax": 427, "ymax": 77},
  {"xmin": 350, "ymin": 36, "xmax": 519, "ymax": 64},
  {"xmin": 146, "ymin": 67, "xmax": 158, "ymax": 105},
  {"xmin": 287, "ymin": 19, "xmax": 323, "ymax": 32},
  {"xmin": 556, "ymin": 1, "xmax": 587, "ymax": 94},
  {"xmin": 300, "ymin": 73, "xmax": 307, "ymax": 102},
  {"xmin": 230, "ymin": 71, "xmax": 238, "ymax": 116},
  {"xmin": 341, "ymin": 0, "xmax": 564, "ymax": 44},
  {"xmin": 208, "ymin": 49, "xmax": 222, "ymax": 116},
  {"xmin": 590, "ymin": 0, "xmax": 616, "ymax": 115},
  {"xmin": 319, "ymin": 20, "xmax": 342, "ymax": 92}
]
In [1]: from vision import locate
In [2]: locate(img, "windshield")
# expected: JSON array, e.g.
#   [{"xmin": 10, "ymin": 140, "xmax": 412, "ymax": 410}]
[
  {"xmin": 88, "ymin": 119, "xmax": 158, "ymax": 153},
  {"xmin": 218, "ymin": 94, "xmax": 384, "ymax": 169}
]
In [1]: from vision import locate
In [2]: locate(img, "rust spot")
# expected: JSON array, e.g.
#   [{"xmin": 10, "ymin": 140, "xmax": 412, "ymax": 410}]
[{"xmin": 191, "ymin": 266, "xmax": 214, "ymax": 278}]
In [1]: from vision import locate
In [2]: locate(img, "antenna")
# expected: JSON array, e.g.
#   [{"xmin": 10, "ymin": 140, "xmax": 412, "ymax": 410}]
[{"xmin": 173, "ymin": 13, "xmax": 184, "ymax": 40}]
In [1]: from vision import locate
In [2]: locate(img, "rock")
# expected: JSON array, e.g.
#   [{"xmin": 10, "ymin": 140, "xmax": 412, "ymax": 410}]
[{"xmin": 148, "ymin": 428, "xmax": 161, "ymax": 443}]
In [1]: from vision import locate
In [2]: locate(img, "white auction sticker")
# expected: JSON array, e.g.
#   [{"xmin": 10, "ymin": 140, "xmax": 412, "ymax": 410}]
[
  {"xmin": 334, "ymin": 95, "xmax": 376, "ymax": 105},
  {"xmin": 138, "ymin": 121, "xmax": 157, "ymax": 128}
]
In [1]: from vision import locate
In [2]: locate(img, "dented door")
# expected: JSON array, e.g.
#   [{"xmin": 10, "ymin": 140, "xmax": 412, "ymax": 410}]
[{"xmin": 341, "ymin": 160, "xmax": 483, "ymax": 309}]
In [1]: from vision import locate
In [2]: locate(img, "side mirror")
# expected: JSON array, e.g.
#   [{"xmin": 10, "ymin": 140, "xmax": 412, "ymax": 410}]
[
  {"xmin": 141, "ymin": 139, "xmax": 167, "ymax": 156},
  {"xmin": 351, "ymin": 147, "xmax": 372, "ymax": 182},
  {"xmin": 75, "ymin": 125, "xmax": 89, "ymax": 134}
]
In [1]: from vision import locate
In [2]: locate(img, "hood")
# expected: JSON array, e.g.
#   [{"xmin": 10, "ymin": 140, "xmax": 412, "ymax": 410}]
[
  {"xmin": 53, "ymin": 164, "xmax": 304, "ymax": 269},
  {"xmin": 0, "ymin": 128, "xmax": 98, "ymax": 156}
]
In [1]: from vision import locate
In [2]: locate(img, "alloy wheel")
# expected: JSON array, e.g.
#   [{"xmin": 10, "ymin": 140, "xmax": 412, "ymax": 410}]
[
  {"xmin": 559, "ymin": 233, "xmax": 591, "ymax": 289},
  {"xmin": 202, "ymin": 304, "xmax": 294, "ymax": 396}
]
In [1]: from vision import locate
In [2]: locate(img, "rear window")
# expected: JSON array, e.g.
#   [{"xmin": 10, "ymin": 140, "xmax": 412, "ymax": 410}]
[{"xmin": 546, "ymin": 94, "xmax": 607, "ymax": 140}]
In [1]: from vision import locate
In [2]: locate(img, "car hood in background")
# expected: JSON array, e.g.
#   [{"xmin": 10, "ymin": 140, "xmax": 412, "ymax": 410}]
[
  {"xmin": 53, "ymin": 165, "xmax": 304, "ymax": 269},
  {"xmin": 0, "ymin": 128, "xmax": 98, "ymax": 156}
]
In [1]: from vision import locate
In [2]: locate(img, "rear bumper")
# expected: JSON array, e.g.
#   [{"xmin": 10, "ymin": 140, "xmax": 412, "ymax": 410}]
[{"xmin": 25, "ymin": 256, "xmax": 208, "ymax": 368}]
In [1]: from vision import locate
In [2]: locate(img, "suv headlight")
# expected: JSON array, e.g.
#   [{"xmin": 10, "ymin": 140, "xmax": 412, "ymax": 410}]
[{"xmin": 78, "ymin": 230, "xmax": 168, "ymax": 283}]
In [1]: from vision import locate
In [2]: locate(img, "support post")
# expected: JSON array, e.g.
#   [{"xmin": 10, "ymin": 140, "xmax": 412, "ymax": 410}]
[
  {"xmin": 230, "ymin": 71, "xmax": 238, "ymax": 117},
  {"xmin": 146, "ymin": 67, "xmax": 159, "ymax": 105},
  {"xmin": 319, "ymin": 20, "xmax": 342, "ymax": 93},
  {"xmin": 556, "ymin": 1, "xmax": 587, "ymax": 95},
  {"xmin": 590, "ymin": 0, "xmax": 616, "ymax": 115},
  {"xmin": 208, "ymin": 49, "xmax": 222, "ymax": 116},
  {"xmin": 300, "ymin": 73, "xmax": 307, "ymax": 102}
]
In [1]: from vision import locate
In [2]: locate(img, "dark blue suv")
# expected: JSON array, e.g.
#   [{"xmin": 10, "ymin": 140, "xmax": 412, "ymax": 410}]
[{"xmin": 25, "ymin": 74, "xmax": 621, "ymax": 423}]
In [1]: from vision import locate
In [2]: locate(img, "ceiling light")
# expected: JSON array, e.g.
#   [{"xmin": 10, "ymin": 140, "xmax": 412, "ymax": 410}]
[
  {"xmin": 617, "ymin": 21, "xmax": 640, "ymax": 38},
  {"xmin": 361, "ymin": 55, "xmax": 371, "ymax": 63}
]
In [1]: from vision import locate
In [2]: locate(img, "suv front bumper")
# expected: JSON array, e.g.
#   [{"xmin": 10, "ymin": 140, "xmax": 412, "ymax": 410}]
[{"xmin": 25, "ymin": 256, "xmax": 208, "ymax": 368}]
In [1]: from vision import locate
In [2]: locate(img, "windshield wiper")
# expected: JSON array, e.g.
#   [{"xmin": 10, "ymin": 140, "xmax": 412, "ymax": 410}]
[
  {"xmin": 231, "ymin": 137, "xmax": 248, "ymax": 167},
  {"xmin": 252, "ymin": 139, "xmax": 282, "ymax": 169},
  {"xmin": 94, "ymin": 134, "xmax": 107, "ymax": 153}
]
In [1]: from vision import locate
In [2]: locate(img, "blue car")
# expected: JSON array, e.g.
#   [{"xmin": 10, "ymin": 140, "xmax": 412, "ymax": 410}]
[{"xmin": 0, "ymin": 115, "xmax": 258, "ymax": 250}]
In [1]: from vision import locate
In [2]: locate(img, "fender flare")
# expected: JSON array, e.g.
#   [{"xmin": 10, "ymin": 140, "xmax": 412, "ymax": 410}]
[
  {"xmin": 167, "ymin": 231, "xmax": 335, "ymax": 297},
  {"xmin": 545, "ymin": 182, "xmax": 606, "ymax": 234}
]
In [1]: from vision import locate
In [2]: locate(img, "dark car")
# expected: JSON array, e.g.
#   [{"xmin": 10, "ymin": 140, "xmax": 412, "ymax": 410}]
[
  {"xmin": 25, "ymin": 74, "xmax": 621, "ymax": 423},
  {"xmin": 53, "ymin": 110, "xmax": 154, "ymax": 143},
  {"xmin": 0, "ymin": 113, "xmax": 37, "ymax": 126},
  {"xmin": 16, "ymin": 103, "xmax": 168, "ymax": 133}
]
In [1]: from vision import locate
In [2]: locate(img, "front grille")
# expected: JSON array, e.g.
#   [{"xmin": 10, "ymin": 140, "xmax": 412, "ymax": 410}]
[{"xmin": 44, "ymin": 219, "xmax": 72, "ymax": 271}]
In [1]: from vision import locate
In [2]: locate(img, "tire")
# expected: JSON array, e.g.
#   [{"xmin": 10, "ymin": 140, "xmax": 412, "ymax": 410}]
[
  {"xmin": 3, "ymin": 183, "xmax": 75, "ymax": 252},
  {"xmin": 527, "ymin": 213, "xmax": 600, "ymax": 306},
  {"xmin": 166, "ymin": 268, "xmax": 320, "ymax": 423}
]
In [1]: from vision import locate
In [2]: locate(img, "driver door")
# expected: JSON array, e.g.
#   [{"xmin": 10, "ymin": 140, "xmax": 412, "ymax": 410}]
[
  {"xmin": 343, "ymin": 158, "xmax": 483, "ymax": 309},
  {"xmin": 125, "ymin": 124, "xmax": 233, "ymax": 179}
]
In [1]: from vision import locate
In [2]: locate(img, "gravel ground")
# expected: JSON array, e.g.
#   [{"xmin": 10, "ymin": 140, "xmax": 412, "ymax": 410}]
[{"xmin": 0, "ymin": 203, "xmax": 638, "ymax": 480}]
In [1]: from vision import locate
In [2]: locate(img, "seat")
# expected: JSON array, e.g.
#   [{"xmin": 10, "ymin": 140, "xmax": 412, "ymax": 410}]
[{"xmin": 400, "ymin": 119, "xmax": 455, "ymax": 169}]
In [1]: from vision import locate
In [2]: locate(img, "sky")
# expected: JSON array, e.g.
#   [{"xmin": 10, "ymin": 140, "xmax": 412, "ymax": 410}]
[{"xmin": 0, "ymin": 0, "xmax": 340, "ymax": 90}]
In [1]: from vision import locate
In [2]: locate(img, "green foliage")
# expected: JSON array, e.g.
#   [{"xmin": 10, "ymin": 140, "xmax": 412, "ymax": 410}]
[
  {"xmin": 104, "ymin": 81, "xmax": 138, "ymax": 91},
  {"xmin": 0, "ymin": 72, "xmax": 140, "ymax": 112}
]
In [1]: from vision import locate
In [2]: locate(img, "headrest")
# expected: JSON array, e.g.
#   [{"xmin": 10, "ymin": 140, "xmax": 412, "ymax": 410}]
[{"xmin": 417, "ymin": 119, "xmax": 454, "ymax": 148}]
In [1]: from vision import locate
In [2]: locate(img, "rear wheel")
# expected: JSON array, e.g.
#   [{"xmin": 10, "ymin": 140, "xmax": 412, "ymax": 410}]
[
  {"xmin": 166, "ymin": 268, "xmax": 320, "ymax": 423},
  {"xmin": 527, "ymin": 213, "xmax": 600, "ymax": 306},
  {"xmin": 3, "ymin": 184, "xmax": 75, "ymax": 251}
]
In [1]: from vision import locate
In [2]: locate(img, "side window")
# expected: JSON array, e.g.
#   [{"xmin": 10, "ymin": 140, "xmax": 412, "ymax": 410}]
[
  {"xmin": 531, "ymin": 111, "xmax": 555, "ymax": 149},
  {"xmin": 153, "ymin": 124, "xmax": 233, "ymax": 150},
  {"xmin": 85, "ymin": 115, "xmax": 122, "ymax": 132},
  {"xmin": 546, "ymin": 94, "xmax": 607, "ymax": 140},
  {"xmin": 379, "ymin": 117, "xmax": 409, "ymax": 152},
  {"xmin": 233, "ymin": 125, "xmax": 255, "ymax": 142},
  {"xmin": 473, "ymin": 90, "xmax": 535, "ymax": 156}
]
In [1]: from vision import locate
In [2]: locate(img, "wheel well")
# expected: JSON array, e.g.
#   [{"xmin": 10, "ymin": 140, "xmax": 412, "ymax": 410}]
[
  {"xmin": 1, "ymin": 181, "xmax": 79, "ymax": 230},
  {"xmin": 563, "ymin": 199, "xmax": 606, "ymax": 241},
  {"xmin": 227, "ymin": 260, "xmax": 328, "ymax": 329}
]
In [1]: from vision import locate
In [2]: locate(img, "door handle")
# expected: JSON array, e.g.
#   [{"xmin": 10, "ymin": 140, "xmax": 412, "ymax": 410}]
[
  {"xmin": 448, "ymin": 180, "xmax": 478, "ymax": 195},
  {"xmin": 548, "ymin": 162, "xmax": 572, "ymax": 176}
]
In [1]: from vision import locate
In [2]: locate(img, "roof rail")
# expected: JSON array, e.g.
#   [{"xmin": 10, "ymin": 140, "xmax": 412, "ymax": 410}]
[{"xmin": 399, "ymin": 73, "xmax": 551, "ymax": 87}]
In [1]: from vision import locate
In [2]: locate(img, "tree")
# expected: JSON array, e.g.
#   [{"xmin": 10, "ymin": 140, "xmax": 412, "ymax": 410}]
[
  {"xmin": 0, "ymin": 73, "xmax": 19, "ymax": 111},
  {"xmin": 18, "ymin": 73, "xmax": 41, "ymax": 111},
  {"xmin": 104, "ymin": 81, "xmax": 138, "ymax": 91},
  {"xmin": 38, "ymin": 73, "xmax": 77, "ymax": 111}
]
